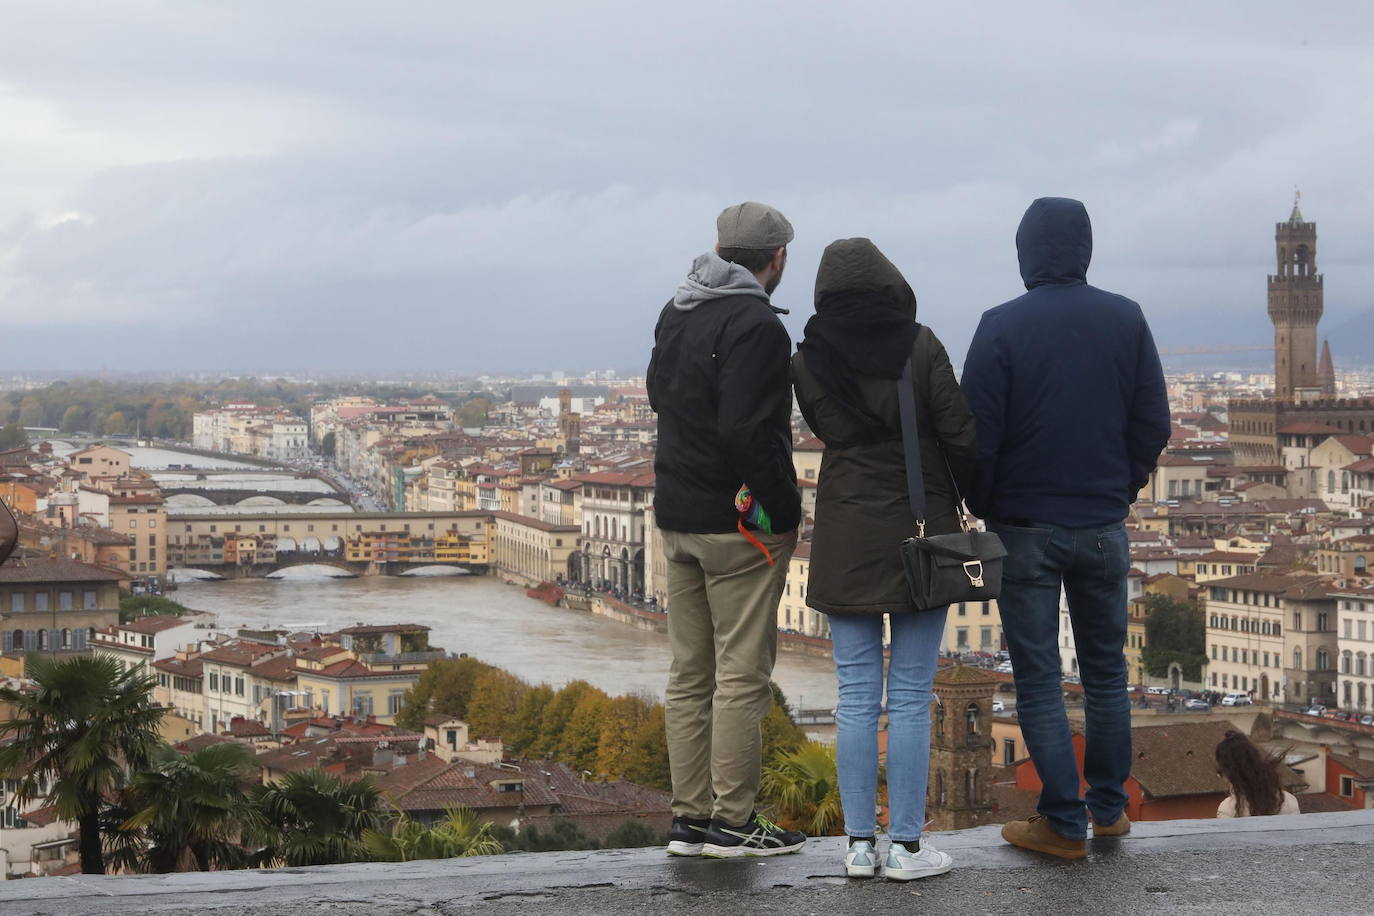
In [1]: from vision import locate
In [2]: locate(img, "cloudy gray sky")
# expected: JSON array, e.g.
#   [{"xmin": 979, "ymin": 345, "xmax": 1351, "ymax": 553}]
[{"xmin": 2, "ymin": 1, "xmax": 1372, "ymax": 374}]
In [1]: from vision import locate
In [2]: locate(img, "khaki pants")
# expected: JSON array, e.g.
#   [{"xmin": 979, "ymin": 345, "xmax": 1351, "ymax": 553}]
[{"xmin": 662, "ymin": 528, "xmax": 795, "ymax": 826}]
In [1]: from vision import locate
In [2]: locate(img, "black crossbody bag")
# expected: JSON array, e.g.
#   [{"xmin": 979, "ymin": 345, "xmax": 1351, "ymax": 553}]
[{"xmin": 896, "ymin": 355, "xmax": 1006, "ymax": 610}]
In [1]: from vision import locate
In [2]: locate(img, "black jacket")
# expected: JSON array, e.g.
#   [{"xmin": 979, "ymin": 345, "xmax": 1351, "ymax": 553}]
[
  {"xmin": 648, "ymin": 294, "xmax": 802, "ymax": 534},
  {"xmin": 794, "ymin": 325, "xmax": 977, "ymax": 616},
  {"xmin": 961, "ymin": 197, "xmax": 1171, "ymax": 527}
]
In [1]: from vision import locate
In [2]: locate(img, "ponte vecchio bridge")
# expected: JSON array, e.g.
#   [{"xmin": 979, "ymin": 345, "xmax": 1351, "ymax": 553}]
[{"xmin": 167, "ymin": 509, "xmax": 494, "ymax": 578}]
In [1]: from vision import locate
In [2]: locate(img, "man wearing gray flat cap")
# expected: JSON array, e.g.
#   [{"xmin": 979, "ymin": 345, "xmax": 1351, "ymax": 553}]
[{"xmin": 648, "ymin": 202, "xmax": 806, "ymax": 859}]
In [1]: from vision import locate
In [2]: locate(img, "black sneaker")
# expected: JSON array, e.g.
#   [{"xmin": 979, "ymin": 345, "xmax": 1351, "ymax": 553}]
[
  {"xmin": 666, "ymin": 815, "xmax": 711, "ymax": 856},
  {"xmin": 701, "ymin": 813, "xmax": 807, "ymax": 858}
]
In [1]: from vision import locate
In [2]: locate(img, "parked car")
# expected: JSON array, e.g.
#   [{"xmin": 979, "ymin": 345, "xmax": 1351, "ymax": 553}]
[
  {"xmin": 1362, "ymin": 714, "xmax": 1374, "ymax": 727},
  {"xmin": 1301, "ymin": 705, "xmax": 1327, "ymax": 717},
  {"xmin": 996, "ymin": 661, "xmax": 1014, "ymax": 674},
  {"xmin": 1221, "ymin": 693, "xmax": 1253, "ymax": 707},
  {"xmin": 1184, "ymin": 698, "xmax": 1210, "ymax": 711},
  {"xmin": 992, "ymin": 699, "xmax": 1006, "ymax": 713},
  {"xmin": 1146, "ymin": 686, "xmax": 1169, "ymax": 695}
]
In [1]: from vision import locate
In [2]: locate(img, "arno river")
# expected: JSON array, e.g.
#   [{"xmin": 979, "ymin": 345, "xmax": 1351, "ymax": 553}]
[{"xmin": 175, "ymin": 572, "xmax": 841, "ymax": 709}]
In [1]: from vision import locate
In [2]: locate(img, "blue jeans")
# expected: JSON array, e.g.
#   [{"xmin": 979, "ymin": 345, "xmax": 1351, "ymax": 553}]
[
  {"xmin": 830, "ymin": 608, "xmax": 948, "ymax": 843},
  {"xmin": 988, "ymin": 520, "xmax": 1131, "ymax": 840}
]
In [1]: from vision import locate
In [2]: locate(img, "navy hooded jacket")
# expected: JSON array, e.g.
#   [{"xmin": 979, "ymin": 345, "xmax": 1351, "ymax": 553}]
[{"xmin": 961, "ymin": 198, "xmax": 1171, "ymax": 527}]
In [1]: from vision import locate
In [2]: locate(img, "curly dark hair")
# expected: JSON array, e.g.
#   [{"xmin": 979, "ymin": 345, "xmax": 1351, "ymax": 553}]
[{"xmin": 1215, "ymin": 730, "xmax": 1285, "ymax": 816}]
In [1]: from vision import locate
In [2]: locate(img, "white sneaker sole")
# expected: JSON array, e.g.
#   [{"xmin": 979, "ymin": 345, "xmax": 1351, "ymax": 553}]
[
  {"xmin": 701, "ymin": 841, "xmax": 806, "ymax": 858},
  {"xmin": 845, "ymin": 862, "xmax": 877, "ymax": 878},
  {"xmin": 666, "ymin": 841, "xmax": 703, "ymax": 856},
  {"xmin": 884, "ymin": 861, "xmax": 953, "ymax": 882}
]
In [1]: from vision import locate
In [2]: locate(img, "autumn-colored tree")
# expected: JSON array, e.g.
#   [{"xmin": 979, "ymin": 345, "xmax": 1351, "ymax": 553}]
[
  {"xmin": 0, "ymin": 424, "xmax": 27, "ymax": 449},
  {"xmin": 529, "ymin": 680, "xmax": 595, "ymax": 760},
  {"xmin": 507, "ymin": 684, "xmax": 555, "ymax": 757},
  {"xmin": 618, "ymin": 703, "xmax": 670, "ymax": 792},
  {"xmin": 394, "ymin": 656, "xmax": 497, "ymax": 731},
  {"xmin": 103, "ymin": 411, "xmax": 131, "ymax": 436},
  {"xmin": 59, "ymin": 405, "xmax": 86, "ymax": 433},
  {"xmin": 558, "ymin": 687, "xmax": 613, "ymax": 774},
  {"xmin": 18, "ymin": 396, "xmax": 47, "ymax": 428},
  {"xmin": 465, "ymin": 668, "xmax": 529, "ymax": 741},
  {"xmin": 594, "ymin": 694, "xmax": 654, "ymax": 779}
]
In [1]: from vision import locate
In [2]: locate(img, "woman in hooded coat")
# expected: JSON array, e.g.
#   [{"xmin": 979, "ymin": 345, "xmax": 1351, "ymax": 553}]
[{"xmin": 792, "ymin": 238, "xmax": 976, "ymax": 881}]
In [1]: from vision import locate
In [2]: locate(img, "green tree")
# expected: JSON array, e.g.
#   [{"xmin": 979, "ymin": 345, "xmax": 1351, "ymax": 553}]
[
  {"xmin": 618, "ymin": 703, "xmax": 670, "ymax": 791},
  {"xmin": 491, "ymin": 818, "xmax": 597, "ymax": 852},
  {"xmin": 0, "ymin": 423, "xmax": 27, "ymax": 449},
  {"xmin": 602, "ymin": 819, "xmax": 659, "ymax": 849},
  {"xmin": 18, "ymin": 396, "xmax": 46, "ymax": 428},
  {"xmin": 1141, "ymin": 593, "xmax": 1206, "ymax": 680},
  {"xmin": 103, "ymin": 411, "xmax": 131, "ymax": 436},
  {"xmin": 119, "ymin": 594, "xmax": 191, "ymax": 624},
  {"xmin": 320, "ymin": 431, "xmax": 337, "ymax": 459},
  {"xmin": 759, "ymin": 741, "xmax": 844, "ymax": 836},
  {"xmin": 508, "ymin": 684, "xmax": 555, "ymax": 757},
  {"xmin": 762, "ymin": 681, "xmax": 806, "ymax": 760},
  {"xmin": 558, "ymin": 687, "xmax": 612, "ymax": 774},
  {"xmin": 363, "ymin": 807, "xmax": 503, "ymax": 861},
  {"xmin": 107, "ymin": 742, "xmax": 262, "ymax": 873},
  {"xmin": 457, "ymin": 398, "xmax": 491, "ymax": 429},
  {"xmin": 250, "ymin": 769, "xmax": 383, "ymax": 867},
  {"xmin": 59, "ymin": 405, "xmax": 86, "ymax": 433},
  {"xmin": 0, "ymin": 655, "xmax": 165, "ymax": 874}
]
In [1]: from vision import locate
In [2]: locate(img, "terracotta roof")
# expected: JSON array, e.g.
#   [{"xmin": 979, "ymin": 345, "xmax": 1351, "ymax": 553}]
[
  {"xmin": 154, "ymin": 656, "xmax": 204, "ymax": 677},
  {"xmin": 1129, "ymin": 721, "xmax": 1237, "ymax": 799},
  {"xmin": 120, "ymin": 616, "xmax": 191, "ymax": 635},
  {"xmin": 934, "ymin": 664, "xmax": 999, "ymax": 686},
  {"xmin": 1328, "ymin": 751, "xmax": 1374, "ymax": 779},
  {"xmin": 1204, "ymin": 573, "xmax": 1322, "ymax": 594},
  {"xmin": 227, "ymin": 717, "xmax": 272, "ymax": 738},
  {"xmin": 0, "ymin": 556, "xmax": 125, "ymax": 583},
  {"xmin": 490, "ymin": 511, "xmax": 579, "ymax": 533},
  {"xmin": 574, "ymin": 470, "xmax": 656, "ymax": 488}
]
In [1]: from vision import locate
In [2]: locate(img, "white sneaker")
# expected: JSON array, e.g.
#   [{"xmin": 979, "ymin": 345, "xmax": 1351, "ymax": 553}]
[
  {"xmin": 844, "ymin": 839, "xmax": 878, "ymax": 878},
  {"xmin": 883, "ymin": 841, "xmax": 953, "ymax": 881}
]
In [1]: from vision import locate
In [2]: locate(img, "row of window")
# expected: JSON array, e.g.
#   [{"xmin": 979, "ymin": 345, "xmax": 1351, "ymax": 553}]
[
  {"xmin": 1211, "ymin": 644, "xmax": 1285, "ymax": 668},
  {"xmin": 3, "ymin": 627, "xmax": 95, "ymax": 652},
  {"xmin": 1209, "ymin": 589, "xmax": 1283, "ymax": 608},
  {"xmin": 1209, "ymin": 614, "xmax": 1283, "ymax": 636},
  {"xmin": 8, "ymin": 590, "xmax": 100, "ymax": 613}
]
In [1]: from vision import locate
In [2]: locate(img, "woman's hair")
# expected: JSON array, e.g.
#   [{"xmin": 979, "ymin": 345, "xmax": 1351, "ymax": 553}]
[{"xmin": 1215, "ymin": 730, "xmax": 1285, "ymax": 816}]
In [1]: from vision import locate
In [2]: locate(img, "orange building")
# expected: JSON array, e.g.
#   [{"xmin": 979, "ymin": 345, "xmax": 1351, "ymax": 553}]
[{"xmin": 1326, "ymin": 750, "xmax": 1374, "ymax": 810}]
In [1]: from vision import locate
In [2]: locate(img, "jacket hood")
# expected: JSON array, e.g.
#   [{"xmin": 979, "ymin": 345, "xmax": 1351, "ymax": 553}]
[
  {"xmin": 1016, "ymin": 197, "xmax": 1092, "ymax": 289},
  {"xmin": 814, "ymin": 237, "xmax": 917, "ymax": 319},
  {"xmin": 673, "ymin": 251, "xmax": 769, "ymax": 311}
]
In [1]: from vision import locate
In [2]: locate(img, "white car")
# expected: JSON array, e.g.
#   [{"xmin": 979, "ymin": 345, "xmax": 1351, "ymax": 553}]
[
  {"xmin": 995, "ymin": 662, "xmax": 1014, "ymax": 674},
  {"xmin": 1220, "ymin": 693, "xmax": 1253, "ymax": 707},
  {"xmin": 991, "ymin": 699, "xmax": 1006, "ymax": 713}
]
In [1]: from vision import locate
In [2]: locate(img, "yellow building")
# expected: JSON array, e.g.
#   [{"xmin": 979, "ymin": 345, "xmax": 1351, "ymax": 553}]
[
  {"xmin": 778, "ymin": 541, "xmax": 826, "ymax": 637},
  {"xmin": 944, "ymin": 599, "xmax": 1003, "ymax": 656},
  {"xmin": 1125, "ymin": 610, "xmax": 1148, "ymax": 685},
  {"xmin": 293, "ymin": 657, "xmax": 424, "ymax": 723}
]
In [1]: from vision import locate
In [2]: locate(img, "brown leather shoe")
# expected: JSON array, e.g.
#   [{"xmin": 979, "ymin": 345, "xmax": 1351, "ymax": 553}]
[
  {"xmin": 1001, "ymin": 815, "xmax": 1087, "ymax": 860},
  {"xmin": 1093, "ymin": 811, "xmax": 1131, "ymax": 837}
]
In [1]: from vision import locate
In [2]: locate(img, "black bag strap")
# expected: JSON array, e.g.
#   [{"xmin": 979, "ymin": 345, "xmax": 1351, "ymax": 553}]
[{"xmin": 897, "ymin": 354, "xmax": 927, "ymax": 524}]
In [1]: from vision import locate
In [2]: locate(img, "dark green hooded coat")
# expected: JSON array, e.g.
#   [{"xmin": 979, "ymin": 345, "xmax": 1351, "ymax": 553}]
[{"xmin": 792, "ymin": 239, "xmax": 977, "ymax": 616}]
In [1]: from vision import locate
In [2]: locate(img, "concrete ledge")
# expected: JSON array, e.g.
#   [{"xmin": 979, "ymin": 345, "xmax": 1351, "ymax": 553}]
[{"xmin": 4, "ymin": 810, "xmax": 1373, "ymax": 915}]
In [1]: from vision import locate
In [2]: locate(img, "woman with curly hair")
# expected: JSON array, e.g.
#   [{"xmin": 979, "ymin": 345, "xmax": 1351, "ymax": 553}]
[{"xmin": 1214, "ymin": 730, "xmax": 1299, "ymax": 817}]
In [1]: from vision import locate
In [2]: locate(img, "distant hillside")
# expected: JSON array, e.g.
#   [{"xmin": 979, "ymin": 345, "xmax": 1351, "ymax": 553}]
[{"xmin": 1327, "ymin": 305, "xmax": 1374, "ymax": 368}]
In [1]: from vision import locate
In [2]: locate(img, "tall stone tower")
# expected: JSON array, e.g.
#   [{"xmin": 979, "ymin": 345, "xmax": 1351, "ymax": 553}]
[
  {"xmin": 557, "ymin": 388, "xmax": 581, "ymax": 456},
  {"xmin": 926, "ymin": 664, "xmax": 996, "ymax": 831},
  {"xmin": 1268, "ymin": 195, "xmax": 1323, "ymax": 400}
]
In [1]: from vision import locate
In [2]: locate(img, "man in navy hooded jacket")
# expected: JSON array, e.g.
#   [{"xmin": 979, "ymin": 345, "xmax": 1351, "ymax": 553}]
[{"xmin": 962, "ymin": 198, "xmax": 1170, "ymax": 859}]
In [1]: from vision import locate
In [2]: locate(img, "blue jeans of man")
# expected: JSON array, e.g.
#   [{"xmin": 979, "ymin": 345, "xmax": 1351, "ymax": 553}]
[
  {"xmin": 988, "ymin": 520, "xmax": 1131, "ymax": 840},
  {"xmin": 829, "ymin": 607, "xmax": 948, "ymax": 843}
]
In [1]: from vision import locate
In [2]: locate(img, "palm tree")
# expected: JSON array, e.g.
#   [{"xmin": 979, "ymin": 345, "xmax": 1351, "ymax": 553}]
[
  {"xmin": 759, "ymin": 741, "xmax": 845, "ymax": 836},
  {"xmin": 0, "ymin": 654, "xmax": 165, "ymax": 874},
  {"xmin": 363, "ymin": 806, "xmax": 503, "ymax": 861},
  {"xmin": 251, "ymin": 769, "xmax": 383, "ymax": 867},
  {"xmin": 107, "ymin": 742, "xmax": 262, "ymax": 873}
]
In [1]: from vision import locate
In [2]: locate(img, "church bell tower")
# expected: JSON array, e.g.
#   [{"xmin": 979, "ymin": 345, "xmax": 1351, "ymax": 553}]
[{"xmin": 1268, "ymin": 193, "xmax": 1323, "ymax": 400}]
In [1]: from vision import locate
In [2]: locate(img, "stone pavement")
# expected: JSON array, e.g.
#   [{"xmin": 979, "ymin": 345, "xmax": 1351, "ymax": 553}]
[{"xmin": 3, "ymin": 810, "xmax": 1372, "ymax": 916}]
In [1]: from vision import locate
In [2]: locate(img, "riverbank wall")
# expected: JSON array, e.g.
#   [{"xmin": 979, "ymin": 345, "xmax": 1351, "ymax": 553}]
[{"xmin": 555, "ymin": 589, "xmax": 833, "ymax": 659}]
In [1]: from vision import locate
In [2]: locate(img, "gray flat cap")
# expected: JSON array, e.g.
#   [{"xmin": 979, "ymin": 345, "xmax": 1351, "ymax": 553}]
[{"xmin": 717, "ymin": 201, "xmax": 794, "ymax": 250}]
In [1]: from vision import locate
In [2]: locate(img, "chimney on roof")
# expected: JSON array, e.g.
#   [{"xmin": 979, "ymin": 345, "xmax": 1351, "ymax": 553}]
[{"xmin": 464, "ymin": 765, "xmax": 476, "ymax": 779}]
